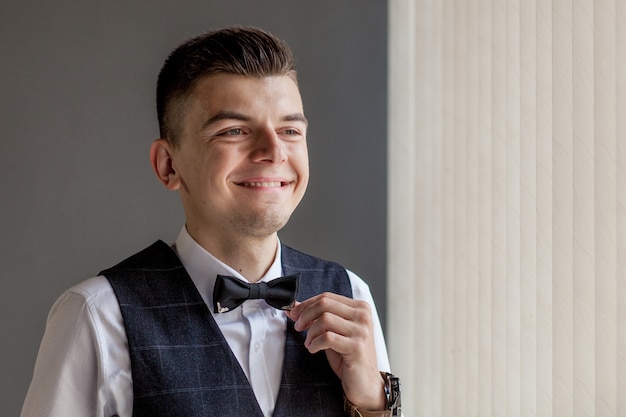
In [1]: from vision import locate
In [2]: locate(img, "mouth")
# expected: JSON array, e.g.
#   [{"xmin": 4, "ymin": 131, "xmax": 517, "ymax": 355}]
[{"xmin": 236, "ymin": 181, "xmax": 291, "ymax": 188}]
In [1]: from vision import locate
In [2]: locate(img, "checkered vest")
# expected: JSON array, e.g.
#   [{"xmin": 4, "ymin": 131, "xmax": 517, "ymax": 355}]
[{"xmin": 102, "ymin": 240, "xmax": 352, "ymax": 416}]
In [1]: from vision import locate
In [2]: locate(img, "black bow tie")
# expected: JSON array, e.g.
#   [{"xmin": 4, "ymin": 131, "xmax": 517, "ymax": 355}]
[{"xmin": 213, "ymin": 274, "xmax": 300, "ymax": 314}]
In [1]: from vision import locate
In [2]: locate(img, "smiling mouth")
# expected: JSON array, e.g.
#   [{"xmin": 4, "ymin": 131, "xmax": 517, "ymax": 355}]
[{"xmin": 237, "ymin": 181, "xmax": 289, "ymax": 188}]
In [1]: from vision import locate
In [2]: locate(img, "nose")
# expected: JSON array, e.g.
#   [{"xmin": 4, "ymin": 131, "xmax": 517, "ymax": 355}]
[{"xmin": 251, "ymin": 128, "xmax": 286, "ymax": 164}]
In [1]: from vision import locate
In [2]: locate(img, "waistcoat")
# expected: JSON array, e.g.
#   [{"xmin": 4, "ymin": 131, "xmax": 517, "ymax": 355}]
[{"xmin": 101, "ymin": 240, "xmax": 353, "ymax": 417}]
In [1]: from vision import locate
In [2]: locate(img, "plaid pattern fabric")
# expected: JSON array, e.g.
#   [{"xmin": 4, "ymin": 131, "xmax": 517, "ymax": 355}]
[
  {"xmin": 273, "ymin": 245, "xmax": 353, "ymax": 416},
  {"xmin": 102, "ymin": 241, "xmax": 351, "ymax": 417}
]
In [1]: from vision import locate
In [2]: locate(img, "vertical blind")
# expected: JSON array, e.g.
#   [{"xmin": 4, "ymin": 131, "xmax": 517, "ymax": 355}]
[{"xmin": 387, "ymin": 0, "xmax": 626, "ymax": 416}]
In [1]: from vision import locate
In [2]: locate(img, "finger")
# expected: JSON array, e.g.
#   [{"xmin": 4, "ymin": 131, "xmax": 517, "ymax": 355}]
[
  {"xmin": 289, "ymin": 291, "xmax": 358, "ymax": 315},
  {"xmin": 304, "ymin": 304, "xmax": 373, "ymax": 348},
  {"xmin": 304, "ymin": 313, "xmax": 365, "ymax": 354},
  {"xmin": 284, "ymin": 301, "xmax": 301, "ymax": 322},
  {"xmin": 292, "ymin": 293, "xmax": 361, "ymax": 332},
  {"xmin": 307, "ymin": 328, "xmax": 351, "ymax": 354}
]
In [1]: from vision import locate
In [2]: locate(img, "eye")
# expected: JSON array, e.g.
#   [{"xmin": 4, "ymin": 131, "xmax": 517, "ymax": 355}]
[
  {"xmin": 213, "ymin": 127, "xmax": 249, "ymax": 139},
  {"xmin": 223, "ymin": 128, "xmax": 244, "ymax": 136},
  {"xmin": 279, "ymin": 128, "xmax": 304, "ymax": 138}
]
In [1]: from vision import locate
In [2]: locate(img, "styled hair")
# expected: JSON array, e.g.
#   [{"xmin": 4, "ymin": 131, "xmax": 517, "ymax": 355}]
[{"xmin": 156, "ymin": 27, "xmax": 297, "ymax": 144}]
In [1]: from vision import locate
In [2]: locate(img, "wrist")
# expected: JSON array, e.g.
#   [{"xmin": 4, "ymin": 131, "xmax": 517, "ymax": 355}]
[
  {"xmin": 343, "ymin": 395, "xmax": 391, "ymax": 417},
  {"xmin": 343, "ymin": 372, "xmax": 402, "ymax": 417}
]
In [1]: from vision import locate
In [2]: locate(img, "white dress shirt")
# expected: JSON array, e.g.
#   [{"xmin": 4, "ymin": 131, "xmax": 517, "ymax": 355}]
[{"xmin": 21, "ymin": 227, "xmax": 391, "ymax": 417}]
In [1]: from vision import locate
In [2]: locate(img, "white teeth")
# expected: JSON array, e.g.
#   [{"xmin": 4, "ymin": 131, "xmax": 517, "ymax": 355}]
[{"xmin": 241, "ymin": 181, "xmax": 283, "ymax": 187}]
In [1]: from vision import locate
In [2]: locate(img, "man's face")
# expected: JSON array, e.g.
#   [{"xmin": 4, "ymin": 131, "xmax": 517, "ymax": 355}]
[{"xmin": 167, "ymin": 74, "xmax": 309, "ymax": 242}]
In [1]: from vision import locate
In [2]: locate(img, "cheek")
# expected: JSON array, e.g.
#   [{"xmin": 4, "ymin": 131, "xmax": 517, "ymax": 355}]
[
  {"xmin": 295, "ymin": 157, "xmax": 309, "ymax": 198},
  {"xmin": 175, "ymin": 154, "xmax": 218, "ymax": 194},
  {"xmin": 298, "ymin": 157, "xmax": 309, "ymax": 182},
  {"xmin": 292, "ymin": 144, "xmax": 309, "ymax": 176}
]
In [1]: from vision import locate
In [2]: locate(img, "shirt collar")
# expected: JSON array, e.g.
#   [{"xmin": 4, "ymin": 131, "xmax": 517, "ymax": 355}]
[{"xmin": 170, "ymin": 225, "xmax": 284, "ymax": 309}]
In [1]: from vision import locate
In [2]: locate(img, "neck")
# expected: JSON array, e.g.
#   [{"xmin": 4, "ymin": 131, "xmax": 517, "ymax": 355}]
[{"xmin": 186, "ymin": 224, "xmax": 278, "ymax": 282}]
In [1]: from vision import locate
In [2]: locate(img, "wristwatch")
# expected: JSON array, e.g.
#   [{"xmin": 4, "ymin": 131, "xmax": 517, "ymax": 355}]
[{"xmin": 343, "ymin": 372, "xmax": 402, "ymax": 417}]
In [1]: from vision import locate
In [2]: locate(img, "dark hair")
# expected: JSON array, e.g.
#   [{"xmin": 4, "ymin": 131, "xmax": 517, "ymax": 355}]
[{"xmin": 156, "ymin": 27, "xmax": 297, "ymax": 144}]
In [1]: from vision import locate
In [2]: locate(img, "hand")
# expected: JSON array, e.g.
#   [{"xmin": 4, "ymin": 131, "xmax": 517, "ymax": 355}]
[{"xmin": 285, "ymin": 292, "xmax": 386, "ymax": 410}]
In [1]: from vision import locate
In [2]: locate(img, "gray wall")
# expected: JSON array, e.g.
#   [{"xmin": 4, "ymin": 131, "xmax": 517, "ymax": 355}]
[{"xmin": 0, "ymin": 1, "xmax": 387, "ymax": 413}]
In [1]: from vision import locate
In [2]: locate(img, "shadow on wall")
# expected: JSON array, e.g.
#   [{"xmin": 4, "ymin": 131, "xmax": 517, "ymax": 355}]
[{"xmin": 0, "ymin": 1, "xmax": 387, "ymax": 416}]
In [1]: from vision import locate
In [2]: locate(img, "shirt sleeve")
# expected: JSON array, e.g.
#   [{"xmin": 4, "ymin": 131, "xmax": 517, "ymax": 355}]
[
  {"xmin": 346, "ymin": 270, "xmax": 392, "ymax": 373},
  {"xmin": 20, "ymin": 278, "xmax": 132, "ymax": 417},
  {"xmin": 347, "ymin": 271, "xmax": 404, "ymax": 416}
]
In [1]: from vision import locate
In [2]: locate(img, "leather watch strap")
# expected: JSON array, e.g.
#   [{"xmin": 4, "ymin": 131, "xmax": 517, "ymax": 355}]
[{"xmin": 343, "ymin": 395, "xmax": 392, "ymax": 417}]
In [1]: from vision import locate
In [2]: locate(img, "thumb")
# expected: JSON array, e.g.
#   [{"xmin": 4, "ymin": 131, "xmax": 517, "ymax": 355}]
[{"xmin": 284, "ymin": 301, "xmax": 301, "ymax": 321}]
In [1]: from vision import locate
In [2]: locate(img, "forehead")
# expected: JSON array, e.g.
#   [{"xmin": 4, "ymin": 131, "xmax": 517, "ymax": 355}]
[{"xmin": 186, "ymin": 73, "xmax": 304, "ymax": 115}]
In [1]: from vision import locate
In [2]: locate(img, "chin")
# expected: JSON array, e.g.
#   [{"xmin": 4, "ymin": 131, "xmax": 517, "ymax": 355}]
[{"xmin": 230, "ymin": 211, "xmax": 292, "ymax": 238}]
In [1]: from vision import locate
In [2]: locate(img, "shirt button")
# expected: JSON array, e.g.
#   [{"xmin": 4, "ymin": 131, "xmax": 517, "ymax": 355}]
[{"xmin": 254, "ymin": 342, "xmax": 260, "ymax": 352}]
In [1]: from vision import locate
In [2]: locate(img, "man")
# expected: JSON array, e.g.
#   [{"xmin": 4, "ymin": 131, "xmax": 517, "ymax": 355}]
[{"xmin": 21, "ymin": 27, "xmax": 401, "ymax": 417}]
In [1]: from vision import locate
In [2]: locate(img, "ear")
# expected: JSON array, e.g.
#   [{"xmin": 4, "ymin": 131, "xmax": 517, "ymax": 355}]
[{"xmin": 149, "ymin": 139, "xmax": 181, "ymax": 190}]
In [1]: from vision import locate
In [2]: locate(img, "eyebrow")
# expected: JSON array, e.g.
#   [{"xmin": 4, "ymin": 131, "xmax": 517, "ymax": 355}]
[
  {"xmin": 202, "ymin": 111, "xmax": 250, "ymax": 130},
  {"xmin": 202, "ymin": 110, "xmax": 308, "ymax": 130},
  {"xmin": 283, "ymin": 113, "xmax": 309, "ymax": 125}
]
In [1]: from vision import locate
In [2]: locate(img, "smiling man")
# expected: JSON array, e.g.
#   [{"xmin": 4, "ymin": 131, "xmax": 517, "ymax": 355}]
[
  {"xmin": 153, "ymin": 73, "xmax": 310, "ymax": 273},
  {"xmin": 21, "ymin": 27, "xmax": 401, "ymax": 417}
]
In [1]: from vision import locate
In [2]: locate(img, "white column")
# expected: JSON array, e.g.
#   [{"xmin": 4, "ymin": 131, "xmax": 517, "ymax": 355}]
[{"xmin": 387, "ymin": 1, "xmax": 626, "ymax": 416}]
